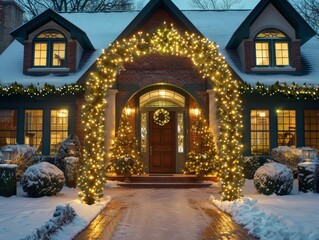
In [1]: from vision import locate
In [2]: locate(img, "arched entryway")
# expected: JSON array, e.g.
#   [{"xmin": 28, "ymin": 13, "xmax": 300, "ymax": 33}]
[{"xmin": 79, "ymin": 24, "xmax": 243, "ymax": 204}]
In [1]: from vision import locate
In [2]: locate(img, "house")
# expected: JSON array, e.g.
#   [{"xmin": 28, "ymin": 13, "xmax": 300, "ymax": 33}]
[{"xmin": 0, "ymin": 0, "xmax": 318, "ymax": 174}]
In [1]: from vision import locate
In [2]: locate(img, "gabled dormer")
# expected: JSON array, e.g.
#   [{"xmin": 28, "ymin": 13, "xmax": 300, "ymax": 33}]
[
  {"xmin": 226, "ymin": 0, "xmax": 316, "ymax": 74},
  {"xmin": 11, "ymin": 8, "xmax": 94, "ymax": 74}
]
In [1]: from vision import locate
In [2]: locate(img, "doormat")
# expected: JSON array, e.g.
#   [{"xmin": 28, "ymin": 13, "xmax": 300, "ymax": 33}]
[{"xmin": 149, "ymin": 174, "xmax": 174, "ymax": 176}]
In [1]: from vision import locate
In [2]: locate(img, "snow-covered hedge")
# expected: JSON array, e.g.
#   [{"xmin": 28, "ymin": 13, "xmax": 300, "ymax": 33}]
[
  {"xmin": 243, "ymin": 156, "xmax": 268, "ymax": 179},
  {"xmin": 21, "ymin": 162, "xmax": 65, "ymax": 197},
  {"xmin": 23, "ymin": 204, "xmax": 76, "ymax": 240},
  {"xmin": 55, "ymin": 134, "xmax": 81, "ymax": 170},
  {"xmin": 271, "ymin": 146, "xmax": 303, "ymax": 172},
  {"xmin": 254, "ymin": 162, "xmax": 293, "ymax": 195}
]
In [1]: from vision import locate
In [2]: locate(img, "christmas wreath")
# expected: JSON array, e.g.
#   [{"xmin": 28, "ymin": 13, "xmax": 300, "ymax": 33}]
[{"xmin": 153, "ymin": 108, "xmax": 170, "ymax": 126}]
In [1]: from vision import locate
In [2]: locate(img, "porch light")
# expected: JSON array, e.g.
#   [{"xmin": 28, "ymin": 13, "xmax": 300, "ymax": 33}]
[
  {"xmin": 68, "ymin": 142, "xmax": 76, "ymax": 156},
  {"xmin": 193, "ymin": 108, "xmax": 201, "ymax": 117},
  {"xmin": 302, "ymin": 148, "xmax": 318, "ymax": 163},
  {"xmin": 2, "ymin": 147, "xmax": 14, "ymax": 163}
]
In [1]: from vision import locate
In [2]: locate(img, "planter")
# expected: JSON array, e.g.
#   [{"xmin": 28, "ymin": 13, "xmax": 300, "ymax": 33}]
[
  {"xmin": 0, "ymin": 164, "xmax": 17, "ymax": 197},
  {"xmin": 63, "ymin": 157, "xmax": 79, "ymax": 188},
  {"xmin": 298, "ymin": 162, "xmax": 319, "ymax": 193}
]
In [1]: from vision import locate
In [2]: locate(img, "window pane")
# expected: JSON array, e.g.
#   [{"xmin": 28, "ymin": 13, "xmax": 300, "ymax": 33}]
[
  {"xmin": 0, "ymin": 110, "xmax": 17, "ymax": 147},
  {"xmin": 34, "ymin": 43, "xmax": 47, "ymax": 66},
  {"xmin": 52, "ymin": 43, "xmax": 66, "ymax": 67},
  {"xmin": 140, "ymin": 113, "xmax": 147, "ymax": 152},
  {"xmin": 177, "ymin": 113, "xmax": 184, "ymax": 153},
  {"xmin": 304, "ymin": 110, "xmax": 319, "ymax": 150},
  {"xmin": 251, "ymin": 110, "xmax": 269, "ymax": 155},
  {"xmin": 50, "ymin": 109, "xmax": 68, "ymax": 155},
  {"xmin": 277, "ymin": 110, "xmax": 296, "ymax": 147},
  {"xmin": 255, "ymin": 42, "xmax": 270, "ymax": 66},
  {"xmin": 25, "ymin": 110, "xmax": 43, "ymax": 153},
  {"xmin": 275, "ymin": 42, "xmax": 289, "ymax": 66}
]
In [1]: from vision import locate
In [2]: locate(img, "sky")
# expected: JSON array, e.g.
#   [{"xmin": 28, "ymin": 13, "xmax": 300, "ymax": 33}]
[{"xmin": 140, "ymin": 0, "xmax": 261, "ymax": 10}]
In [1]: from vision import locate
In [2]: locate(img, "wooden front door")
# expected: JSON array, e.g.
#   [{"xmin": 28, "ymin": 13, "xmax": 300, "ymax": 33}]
[{"xmin": 149, "ymin": 111, "xmax": 176, "ymax": 173}]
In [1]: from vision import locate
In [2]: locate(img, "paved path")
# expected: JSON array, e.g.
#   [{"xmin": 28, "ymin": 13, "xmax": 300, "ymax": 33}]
[{"xmin": 75, "ymin": 188, "xmax": 257, "ymax": 240}]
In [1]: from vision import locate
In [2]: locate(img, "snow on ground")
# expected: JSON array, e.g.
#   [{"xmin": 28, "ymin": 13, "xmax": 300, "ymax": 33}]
[
  {"xmin": 0, "ymin": 185, "xmax": 110, "ymax": 240},
  {"xmin": 212, "ymin": 180, "xmax": 319, "ymax": 240},
  {"xmin": 109, "ymin": 188, "xmax": 209, "ymax": 240}
]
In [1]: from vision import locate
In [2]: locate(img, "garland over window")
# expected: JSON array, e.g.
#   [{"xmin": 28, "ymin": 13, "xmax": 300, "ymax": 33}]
[{"xmin": 153, "ymin": 108, "xmax": 170, "ymax": 126}]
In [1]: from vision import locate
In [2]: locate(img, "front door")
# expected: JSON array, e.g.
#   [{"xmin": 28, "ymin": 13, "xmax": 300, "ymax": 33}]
[{"xmin": 149, "ymin": 110, "xmax": 176, "ymax": 173}]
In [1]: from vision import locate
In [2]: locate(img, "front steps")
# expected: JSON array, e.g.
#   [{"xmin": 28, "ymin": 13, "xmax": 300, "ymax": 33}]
[{"xmin": 106, "ymin": 174, "xmax": 218, "ymax": 188}]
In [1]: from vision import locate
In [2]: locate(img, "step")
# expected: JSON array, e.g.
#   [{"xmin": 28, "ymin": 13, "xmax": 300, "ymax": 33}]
[
  {"xmin": 106, "ymin": 174, "xmax": 218, "ymax": 183},
  {"xmin": 117, "ymin": 182, "xmax": 212, "ymax": 188}
]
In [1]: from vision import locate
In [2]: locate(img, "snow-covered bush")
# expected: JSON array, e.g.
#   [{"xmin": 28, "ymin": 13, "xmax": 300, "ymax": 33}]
[
  {"xmin": 55, "ymin": 134, "xmax": 81, "ymax": 170},
  {"xmin": 271, "ymin": 146, "xmax": 302, "ymax": 172},
  {"xmin": 243, "ymin": 156, "xmax": 269, "ymax": 179},
  {"xmin": 21, "ymin": 162, "xmax": 65, "ymax": 197},
  {"xmin": 8, "ymin": 145, "xmax": 38, "ymax": 181},
  {"xmin": 254, "ymin": 162, "xmax": 294, "ymax": 195},
  {"xmin": 63, "ymin": 157, "xmax": 79, "ymax": 188},
  {"xmin": 23, "ymin": 204, "xmax": 76, "ymax": 240}
]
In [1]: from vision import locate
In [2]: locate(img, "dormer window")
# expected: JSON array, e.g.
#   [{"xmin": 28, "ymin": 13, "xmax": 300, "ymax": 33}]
[
  {"xmin": 33, "ymin": 30, "xmax": 66, "ymax": 68},
  {"xmin": 255, "ymin": 29, "xmax": 290, "ymax": 67}
]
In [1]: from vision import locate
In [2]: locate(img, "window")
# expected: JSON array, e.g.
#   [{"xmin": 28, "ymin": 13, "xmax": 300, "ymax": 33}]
[
  {"xmin": 50, "ymin": 109, "xmax": 68, "ymax": 155},
  {"xmin": 177, "ymin": 113, "xmax": 184, "ymax": 153},
  {"xmin": 140, "ymin": 112, "xmax": 147, "ymax": 152},
  {"xmin": 304, "ymin": 110, "xmax": 319, "ymax": 150},
  {"xmin": 0, "ymin": 110, "xmax": 17, "ymax": 147},
  {"xmin": 33, "ymin": 30, "xmax": 66, "ymax": 68},
  {"xmin": 250, "ymin": 110, "xmax": 269, "ymax": 155},
  {"xmin": 255, "ymin": 29, "xmax": 290, "ymax": 67},
  {"xmin": 277, "ymin": 110, "xmax": 296, "ymax": 147},
  {"xmin": 25, "ymin": 110, "xmax": 43, "ymax": 153}
]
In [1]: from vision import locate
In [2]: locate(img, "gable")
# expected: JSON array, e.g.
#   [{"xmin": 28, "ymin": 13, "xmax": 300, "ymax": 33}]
[
  {"xmin": 226, "ymin": 0, "xmax": 316, "ymax": 49},
  {"xmin": 117, "ymin": 0, "xmax": 202, "ymax": 40}
]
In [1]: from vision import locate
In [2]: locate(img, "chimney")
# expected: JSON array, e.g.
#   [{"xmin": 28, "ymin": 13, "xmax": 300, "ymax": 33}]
[{"xmin": 0, "ymin": 0, "xmax": 24, "ymax": 54}]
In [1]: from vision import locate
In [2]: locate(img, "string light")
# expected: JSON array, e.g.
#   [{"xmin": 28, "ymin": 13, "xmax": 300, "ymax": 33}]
[{"xmin": 78, "ymin": 23, "xmax": 244, "ymax": 204}]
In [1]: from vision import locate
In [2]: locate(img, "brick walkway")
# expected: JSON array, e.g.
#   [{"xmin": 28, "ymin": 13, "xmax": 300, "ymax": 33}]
[{"xmin": 74, "ymin": 188, "xmax": 257, "ymax": 240}]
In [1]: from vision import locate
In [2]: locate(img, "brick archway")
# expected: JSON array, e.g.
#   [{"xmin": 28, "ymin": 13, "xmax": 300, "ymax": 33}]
[{"xmin": 79, "ymin": 24, "xmax": 244, "ymax": 204}]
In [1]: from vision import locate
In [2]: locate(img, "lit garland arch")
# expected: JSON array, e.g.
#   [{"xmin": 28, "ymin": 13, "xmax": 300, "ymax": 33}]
[{"xmin": 78, "ymin": 23, "xmax": 244, "ymax": 204}]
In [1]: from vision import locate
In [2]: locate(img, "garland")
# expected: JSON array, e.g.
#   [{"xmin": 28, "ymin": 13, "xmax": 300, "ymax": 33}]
[
  {"xmin": 241, "ymin": 81, "xmax": 319, "ymax": 100},
  {"xmin": 0, "ymin": 82, "xmax": 85, "ymax": 97},
  {"xmin": 153, "ymin": 108, "xmax": 170, "ymax": 126}
]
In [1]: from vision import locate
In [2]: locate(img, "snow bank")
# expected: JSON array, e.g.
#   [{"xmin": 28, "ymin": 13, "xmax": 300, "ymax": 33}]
[{"xmin": 212, "ymin": 180, "xmax": 319, "ymax": 240}]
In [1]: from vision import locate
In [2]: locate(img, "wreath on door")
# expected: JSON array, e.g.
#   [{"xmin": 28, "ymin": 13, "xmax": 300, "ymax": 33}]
[{"xmin": 153, "ymin": 108, "xmax": 170, "ymax": 126}]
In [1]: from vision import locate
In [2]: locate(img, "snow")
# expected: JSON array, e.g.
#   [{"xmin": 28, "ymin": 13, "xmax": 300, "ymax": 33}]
[
  {"xmin": 1, "ymin": 10, "xmax": 319, "ymax": 87},
  {"xmin": 0, "ymin": 164, "xmax": 18, "ymax": 169},
  {"xmin": 212, "ymin": 180, "xmax": 319, "ymax": 240},
  {"xmin": 0, "ymin": 186, "xmax": 110, "ymax": 240}
]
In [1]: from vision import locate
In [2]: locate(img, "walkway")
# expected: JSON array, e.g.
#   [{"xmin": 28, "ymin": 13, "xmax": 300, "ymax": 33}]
[{"xmin": 75, "ymin": 188, "xmax": 257, "ymax": 240}]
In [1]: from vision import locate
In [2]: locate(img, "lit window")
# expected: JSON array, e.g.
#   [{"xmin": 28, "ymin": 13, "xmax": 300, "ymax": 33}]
[
  {"xmin": 304, "ymin": 110, "xmax": 319, "ymax": 150},
  {"xmin": 250, "ymin": 110, "xmax": 269, "ymax": 155},
  {"xmin": 141, "ymin": 113, "xmax": 147, "ymax": 152},
  {"xmin": 25, "ymin": 110, "xmax": 43, "ymax": 153},
  {"xmin": 277, "ymin": 110, "xmax": 296, "ymax": 147},
  {"xmin": 177, "ymin": 113, "xmax": 184, "ymax": 153},
  {"xmin": 50, "ymin": 109, "xmax": 68, "ymax": 155},
  {"xmin": 255, "ymin": 29, "xmax": 290, "ymax": 67},
  {"xmin": 33, "ymin": 30, "xmax": 66, "ymax": 68},
  {"xmin": 0, "ymin": 110, "xmax": 17, "ymax": 147}
]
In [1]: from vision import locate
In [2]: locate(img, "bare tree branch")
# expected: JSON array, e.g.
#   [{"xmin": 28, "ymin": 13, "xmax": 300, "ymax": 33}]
[
  {"xmin": 189, "ymin": 0, "xmax": 242, "ymax": 10},
  {"xmin": 17, "ymin": 0, "xmax": 134, "ymax": 19},
  {"xmin": 291, "ymin": 0, "xmax": 319, "ymax": 37}
]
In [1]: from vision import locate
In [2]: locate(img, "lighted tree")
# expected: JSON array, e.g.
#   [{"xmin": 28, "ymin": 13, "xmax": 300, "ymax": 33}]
[
  {"xmin": 107, "ymin": 111, "xmax": 144, "ymax": 176},
  {"xmin": 184, "ymin": 115, "xmax": 219, "ymax": 177}
]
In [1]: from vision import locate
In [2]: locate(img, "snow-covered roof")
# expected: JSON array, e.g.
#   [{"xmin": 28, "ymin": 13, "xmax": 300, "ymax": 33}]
[{"xmin": 0, "ymin": 10, "xmax": 318, "ymax": 87}]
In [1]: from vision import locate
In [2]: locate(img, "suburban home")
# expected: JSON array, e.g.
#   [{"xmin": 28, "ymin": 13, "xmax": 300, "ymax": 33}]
[{"xmin": 0, "ymin": 0, "xmax": 318, "ymax": 174}]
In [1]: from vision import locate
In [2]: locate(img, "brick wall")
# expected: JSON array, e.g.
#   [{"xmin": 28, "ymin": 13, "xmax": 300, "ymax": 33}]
[
  {"xmin": 75, "ymin": 96, "xmax": 85, "ymax": 146},
  {"xmin": 291, "ymin": 40, "xmax": 302, "ymax": 72},
  {"xmin": 67, "ymin": 40, "xmax": 77, "ymax": 72},
  {"xmin": 244, "ymin": 40, "xmax": 254, "ymax": 73},
  {"xmin": 23, "ymin": 40, "xmax": 32, "ymax": 73}
]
